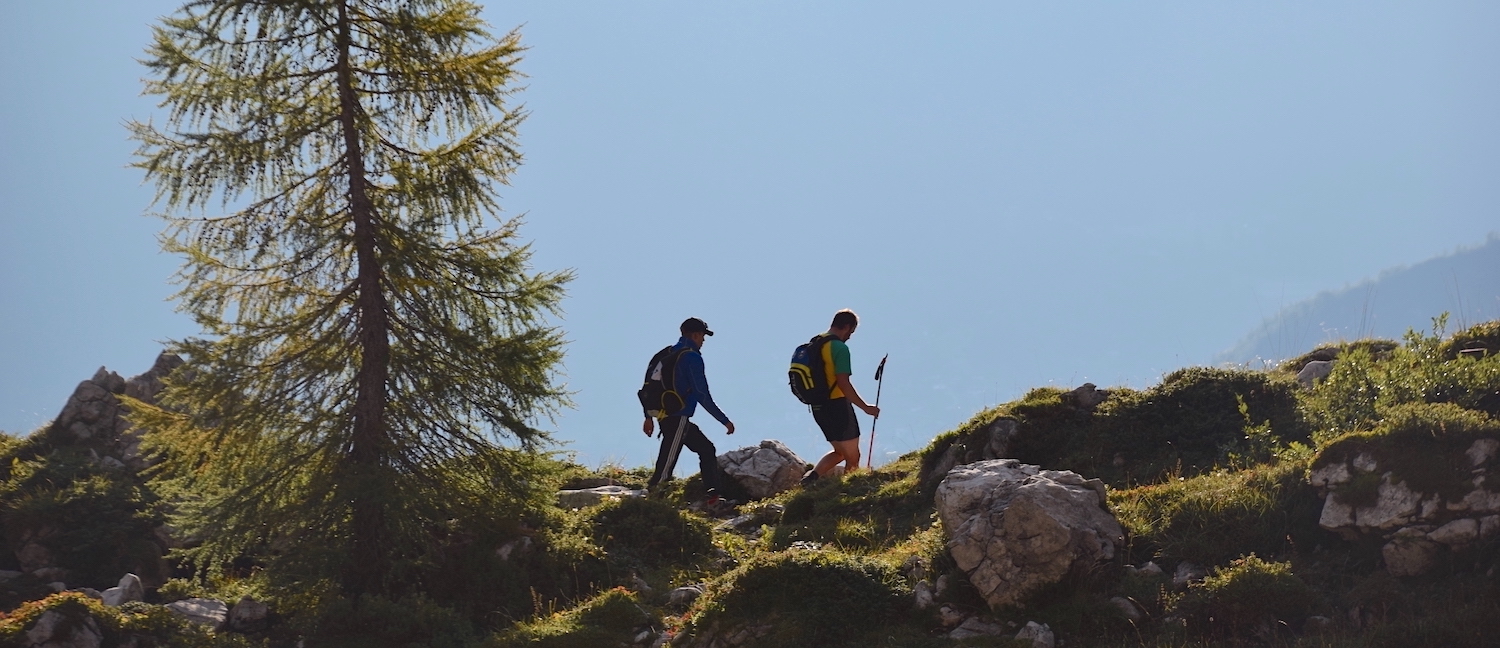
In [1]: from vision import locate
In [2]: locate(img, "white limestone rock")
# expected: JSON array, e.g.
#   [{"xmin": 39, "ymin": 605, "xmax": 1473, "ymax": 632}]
[
  {"xmin": 935, "ymin": 459, "xmax": 1124, "ymax": 610},
  {"xmin": 100, "ymin": 573, "xmax": 143, "ymax": 607},
  {"xmin": 555, "ymin": 485, "xmax": 644, "ymax": 509},
  {"xmin": 166, "ymin": 598, "xmax": 229, "ymax": 630},
  {"xmin": 1467, "ymin": 438, "xmax": 1499, "ymax": 468},
  {"xmin": 1427, "ymin": 518, "xmax": 1479, "ymax": 546},
  {"xmin": 947, "ymin": 617, "xmax": 1005, "ymax": 640},
  {"xmin": 1296, "ymin": 360, "xmax": 1334, "ymax": 388},
  {"xmin": 716, "ymin": 440, "xmax": 806, "ymax": 500},
  {"xmin": 1015, "ymin": 621, "xmax": 1056, "ymax": 648}
]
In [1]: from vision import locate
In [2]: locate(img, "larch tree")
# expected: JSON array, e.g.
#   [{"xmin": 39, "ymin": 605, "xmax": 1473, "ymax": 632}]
[{"xmin": 127, "ymin": 0, "xmax": 571, "ymax": 596}]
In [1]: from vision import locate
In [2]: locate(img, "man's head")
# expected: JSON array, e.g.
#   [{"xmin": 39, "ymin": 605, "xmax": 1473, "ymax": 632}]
[
  {"xmin": 829, "ymin": 309, "xmax": 859, "ymax": 341},
  {"xmin": 680, "ymin": 317, "xmax": 714, "ymax": 348}
]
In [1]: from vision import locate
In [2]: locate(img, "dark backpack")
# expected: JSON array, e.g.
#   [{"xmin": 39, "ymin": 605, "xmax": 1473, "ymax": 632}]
[
  {"xmin": 638, "ymin": 345, "xmax": 690, "ymax": 419},
  {"xmin": 789, "ymin": 334, "xmax": 836, "ymax": 406}
]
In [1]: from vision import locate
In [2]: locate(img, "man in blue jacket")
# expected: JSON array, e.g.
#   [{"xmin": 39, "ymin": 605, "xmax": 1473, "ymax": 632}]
[{"xmin": 644, "ymin": 317, "xmax": 735, "ymax": 504}]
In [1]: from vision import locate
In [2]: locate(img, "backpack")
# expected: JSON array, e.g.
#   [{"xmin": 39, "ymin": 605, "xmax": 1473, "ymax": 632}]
[
  {"xmin": 788, "ymin": 334, "xmax": 836, "ymax": 406},
  {"xmin": 638, "ymin": 345, "xmax": 690, "ymax": 419}
]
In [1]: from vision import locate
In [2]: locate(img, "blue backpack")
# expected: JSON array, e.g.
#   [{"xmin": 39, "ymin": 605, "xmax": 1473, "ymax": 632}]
[{"xmin": 788, "ymin": 334, "xmax": 836, "ymax": 406}]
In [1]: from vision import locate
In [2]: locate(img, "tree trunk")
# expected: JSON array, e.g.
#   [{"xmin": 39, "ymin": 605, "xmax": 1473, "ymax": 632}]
[{"xmin": 336, "ymin": 0, "xmax": 392, "ymax": 598}]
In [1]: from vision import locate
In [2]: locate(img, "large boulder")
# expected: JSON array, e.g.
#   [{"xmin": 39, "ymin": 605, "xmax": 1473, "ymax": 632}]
[
  {"xmin": 935, "ymin": 459, "xmax": 1124, "ymax": 610},
  {"xmin": 716, "ymin": 440, "xmax": 806, "ymax": 500}
]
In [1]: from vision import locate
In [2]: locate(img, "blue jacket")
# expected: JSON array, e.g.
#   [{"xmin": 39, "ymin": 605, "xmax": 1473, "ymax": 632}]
[{"xmin": 669, "ymin": 337, "xmax": 729, "ymax": 424}]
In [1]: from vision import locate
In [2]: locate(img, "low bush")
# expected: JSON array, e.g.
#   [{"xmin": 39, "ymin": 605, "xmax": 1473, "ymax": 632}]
[
  {"xmin": 306, "ymin": 593, "xmax": 481, "ymax": 648},
  {"xmin": 1439, "ymin": 320, "xmax": 1500, "ymax": 360},
  {"xmin": 1311, "ymin": 402, "xmax": 1500, "ymax": 502},
  {"xmin": 771, "ymin": 455, "xmax": 931, "ymax": 551},
  {"xmin": 917, "ymin": 368, "xmax": 1306, "ymax": 490},
  {"xmin": 1171, "ymin": 555, "xmax": 1319, "ymax": 637},
  {"xmin": 0, "ymin": 592, "xmax": 252, "ymax": 648},
  {"xmin": 1303, "ymin": 321, "xmax": 1500, "ymax": 442},
  {"xmin": 1110, "ymin": 456, "xmax": 1330, "ymax": 566},
  {"xmin": 0, "ymin": 448, "xmax": 166, "ymax": 588},
  {"xmin": 485, "ymin": 587, "xmax": 650, "ymax": 648},
  {"xmin": 680, "ymin": 548, "xmax": 911, "ymax": 648},
  {"xmin": 589, "ymin": 496, "xmax": 714, "ymax": 568}
]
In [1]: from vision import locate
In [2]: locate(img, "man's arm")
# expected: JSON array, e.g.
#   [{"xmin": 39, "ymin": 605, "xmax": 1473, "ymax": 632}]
[
  {"xmin": 835, "ymin": 374, "xmax": 880, "ymax": 417},
  {"xmin": 683, "ymin": 352, "xmax": 734, "ymax": 433}
]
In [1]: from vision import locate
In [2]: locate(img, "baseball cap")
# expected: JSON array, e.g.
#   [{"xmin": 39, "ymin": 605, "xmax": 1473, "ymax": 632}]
[{"xmin": 680, "ymin": 317, "xmax": 714, "ymax": 336}]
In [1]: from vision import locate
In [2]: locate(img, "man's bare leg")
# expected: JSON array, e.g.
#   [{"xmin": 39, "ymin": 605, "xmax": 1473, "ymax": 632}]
[{"xmin": 815, "ymin": 438, "xmax": 861, "ymax": 476}]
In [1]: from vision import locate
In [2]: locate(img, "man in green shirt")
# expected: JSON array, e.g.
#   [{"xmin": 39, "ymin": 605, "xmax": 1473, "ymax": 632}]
[{"xmin": 802, "ymin": 309, "xmax": 881, "ymax": 485}]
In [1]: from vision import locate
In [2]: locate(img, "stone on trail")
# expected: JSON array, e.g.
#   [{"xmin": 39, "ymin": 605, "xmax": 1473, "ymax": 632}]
[
  {"xmin": 716, "ymin": 440, "xmax": 806, "ymax": 500},
  {"xmin": 556, "ymin": 485, "xmax": 644, "ymax": 509}
]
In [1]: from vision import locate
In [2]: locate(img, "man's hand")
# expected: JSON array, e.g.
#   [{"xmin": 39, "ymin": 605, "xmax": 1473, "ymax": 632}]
[
  {"xmin": 725, "ymin": 421, "xmax": 736, "ymax": 435},
  {"xmin": 861, "ymin": 404, "xmax": 881, "ymax": 418},
  {"xmin": 642, "ymin": 417, "xmax": 654, "ymax": 437}
]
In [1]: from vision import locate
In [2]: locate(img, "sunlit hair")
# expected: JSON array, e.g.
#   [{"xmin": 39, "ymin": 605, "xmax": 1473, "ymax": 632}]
[{"xmin": 830, "ymin": 309, "xmax": 859, "ymax": 329}]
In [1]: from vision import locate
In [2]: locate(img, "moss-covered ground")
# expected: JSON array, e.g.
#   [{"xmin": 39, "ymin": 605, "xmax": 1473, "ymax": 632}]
[{"xmin": 4, "ymin": 320, "xmax": 1500, "ymax": 646}]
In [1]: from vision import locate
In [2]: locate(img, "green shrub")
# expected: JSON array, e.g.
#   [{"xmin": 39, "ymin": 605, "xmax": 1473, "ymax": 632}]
[
  {"xmin": 1110, "ymin": 457, "xmax": 1329, "ymax": 566},
  {"xmin": 485, "ymin": 587, "xmax": 649, "ymax": 648},
  {"xmin": 1439, "ymin": 320, "xmax": 1500, "ymax": 360},
  {"xmin": 1171, "ymin": 555, "xmax": 1318, "ymax": 636},
  {"xmin": 589, "ymin": 496, "xmax": 714, "ymax": 568},
  {"xmin": 1279, "ymin": 339, "xmax": 1399, "ymax": 375},
  {"xmin": 1311, "ymin": 402, "xmax": 1500, "ymax": 502},
  {"xmin": 918, "ymin": 369, "xmax": 1306, "ymax": 489},
  {"xmin": 307, "ymin": 593, "xmax": 481, "ymax": 648},
  {"xmin": 0, "ymin": 449, "xmax": 165, "ymax": 588},
  {"xmin": 771, "ymin": 456, "xmax": 931, "ymax": 551},
  {"xmin": 0, "ymin": 592, "xmax": 251, "ymax": 648},
  {"xmin": 1087, "ymin": 367, "xmax": 1307, "ymax": 483},
  {"xmin": 1303, "ymin": 321, "xmax": 1500, "ymax": 441},
  {"xmin": 681, "ymin": 549, "xmax": 911, "ymax": 648}
]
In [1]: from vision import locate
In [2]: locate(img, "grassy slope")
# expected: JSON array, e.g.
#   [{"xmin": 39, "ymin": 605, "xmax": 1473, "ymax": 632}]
[{"xmin": 4, "ymin": 321, "xmax": 1500, "ymax": 647}]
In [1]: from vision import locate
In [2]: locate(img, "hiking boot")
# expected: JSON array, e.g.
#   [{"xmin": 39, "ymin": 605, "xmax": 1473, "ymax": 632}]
[{"xmin": 800, "ymin": 469, "xmax": 820, "ymax": 487}]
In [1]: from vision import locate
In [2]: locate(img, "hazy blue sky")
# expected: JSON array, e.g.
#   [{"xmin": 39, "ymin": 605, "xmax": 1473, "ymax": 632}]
[{"xmin": 3, "ymin": 1, "xmax": 1497, "ymax": 472}]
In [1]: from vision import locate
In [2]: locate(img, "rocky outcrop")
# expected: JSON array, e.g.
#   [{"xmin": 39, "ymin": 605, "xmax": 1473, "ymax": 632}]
[
  {"xmin": 922, "ymin": 417, "xmax": 1020, "ymax": 490},
  {"xmin": 6, "ymin": 354, "xmax": 184, "ymax": 585},
  {"xmin": 1312, "ymin": 440, "xmax": 1500, "ymax": 576},
  {"xmin": 716, "ymin": 441, "xmax": 806, "ymax": 500},
  {"xmin": 47, "ymin": 353, "xmax": 182, "ymax": 471},
  {"xmin": 935, "ymin": 459, "xmax": 1124, "ymax": 610}
]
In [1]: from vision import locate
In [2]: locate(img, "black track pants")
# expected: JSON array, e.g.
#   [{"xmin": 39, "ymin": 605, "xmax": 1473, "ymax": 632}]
[{"xmin": 648, "ymin": 415, "xmax": 721, "ymax": 492}]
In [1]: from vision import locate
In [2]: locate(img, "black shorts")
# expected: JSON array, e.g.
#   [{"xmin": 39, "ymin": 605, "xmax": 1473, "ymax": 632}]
[{"xmin": 812, "ymin": 398, "xmax": 860, "ymax": 443}]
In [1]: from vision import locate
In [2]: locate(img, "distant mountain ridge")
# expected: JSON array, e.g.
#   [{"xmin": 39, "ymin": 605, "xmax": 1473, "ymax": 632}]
[{"xmin": 1218, "ymin": 235, "xmax": 1500, "ymax": 365}]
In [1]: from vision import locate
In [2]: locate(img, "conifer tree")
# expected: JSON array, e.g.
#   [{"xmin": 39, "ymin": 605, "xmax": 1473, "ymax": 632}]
[{"xmin": 128, "ymin": 0, "xmax": 570, "ymax": 596}]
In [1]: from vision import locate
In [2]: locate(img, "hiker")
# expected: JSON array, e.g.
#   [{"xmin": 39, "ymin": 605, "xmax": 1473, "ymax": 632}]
[
  {"xmin": 642, "ymin": 317, "xmax": 735, "ymax": 504},
  {"xmin": 801, "ymin": 309, "xmax": 880, "ymax": 485}
]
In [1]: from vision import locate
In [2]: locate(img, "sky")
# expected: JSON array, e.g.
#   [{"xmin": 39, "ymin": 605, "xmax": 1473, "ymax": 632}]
[{"xmin": 2, "ymin": 1, "xmax": 1498, "ymax": 473}]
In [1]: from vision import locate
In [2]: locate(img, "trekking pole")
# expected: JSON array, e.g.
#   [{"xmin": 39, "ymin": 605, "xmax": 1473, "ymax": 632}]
[{"xmin": 866, "ymin": 354, "xmax": 887, "ymax": 470}]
